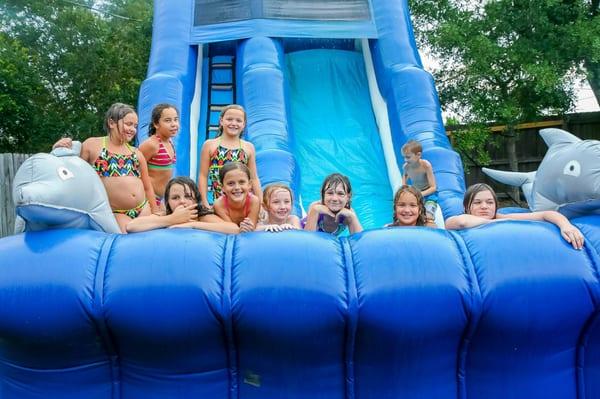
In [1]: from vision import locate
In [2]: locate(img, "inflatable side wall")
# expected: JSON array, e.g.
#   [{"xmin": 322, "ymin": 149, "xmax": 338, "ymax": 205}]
[{"xmin": 1, "ymin": 217, "xmax": 600, "ymax": 398}]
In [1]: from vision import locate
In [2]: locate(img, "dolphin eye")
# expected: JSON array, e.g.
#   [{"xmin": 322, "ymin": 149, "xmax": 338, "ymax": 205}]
[
  {"xmin": 57, "ymin": 166, "xmax": 74, "ymax": 180},
  {"xmin": 563, "ymin": 160, "xmax": 581, "ymax": 177}
]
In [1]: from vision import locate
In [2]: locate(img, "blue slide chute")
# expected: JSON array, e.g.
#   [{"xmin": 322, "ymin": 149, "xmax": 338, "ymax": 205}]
[{"xmin": 286, "ymin": 49, "xmax": 392, "ymax": 227}]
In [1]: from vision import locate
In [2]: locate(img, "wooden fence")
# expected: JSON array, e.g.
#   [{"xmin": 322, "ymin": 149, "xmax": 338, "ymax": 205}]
[
  {"xmin": 0, "ymin": 153, "xmax": 31, "ymax": 238},
  {"xmin": 450, "ymin": 111, "xmax": 600, "ymax": 204}
]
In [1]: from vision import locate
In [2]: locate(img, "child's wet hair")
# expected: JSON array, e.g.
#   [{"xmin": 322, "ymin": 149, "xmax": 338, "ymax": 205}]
[
  {"xmin": 263, "ymin": 183, "xmax": 293, "ymax": 209},
  {"xmin": 219, "ymin": 161, "xmax": 251, "ymax": 184},
  {"xmin": 463, "ymin": 183, "xmax": 498, "ymax": 216},
  {"xmin": 392, "ymin": 185, "xmax": 427, "ymax": 226},
  {"xmin": 321, "ymin": 173, "xmax": 352, "ymax": 209},
  {"xmin": 103, "ymin": 103, "xmax": 136, "ymax": 134},
  {"xmin": 149, "ymin": 103, "xmax": 178, "ymax": 136},
  {"xmin": 402, "ymin": 139, "xmax": 422, "ymax": 155},
  {"xmin": 218, "ymin": 104, "xmax": 246, "ymax": 137},
  {"xmin": 164, "ymin": 176, "xmax": 211, "ymax": 216}
]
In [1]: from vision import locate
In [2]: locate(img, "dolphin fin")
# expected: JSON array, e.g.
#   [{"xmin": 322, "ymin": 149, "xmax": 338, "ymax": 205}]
[
  {"xmin": 482, "ymin": 168, "xmax": 537, "ymax": 209},
  {"xmin": 539, "ymin": 128, "xmax": 580, "ymax": 147},
  {"xmin": 482, "ymin": 168, "xmax": 536, "ymax": 187}
]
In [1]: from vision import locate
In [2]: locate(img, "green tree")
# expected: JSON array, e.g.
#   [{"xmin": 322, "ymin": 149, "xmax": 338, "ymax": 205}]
[
  {"xmin": 0, "ymin": 0, "xmax": 152, "ymax": 153},
  {"xmin": 410, "ymin": 0, "xmax": 600, "ymax": 201}
]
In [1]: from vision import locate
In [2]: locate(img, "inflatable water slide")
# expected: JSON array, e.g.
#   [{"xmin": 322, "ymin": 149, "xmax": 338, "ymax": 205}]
[{"xmin": 1, "ymin": 0, "xmax": 600, "ymax": 398}]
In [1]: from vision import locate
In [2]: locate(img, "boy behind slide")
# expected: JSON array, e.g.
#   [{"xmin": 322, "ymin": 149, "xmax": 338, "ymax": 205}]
[{"xmin": 401, "ymin": 140, "xmax": 438, "ymax": 224}]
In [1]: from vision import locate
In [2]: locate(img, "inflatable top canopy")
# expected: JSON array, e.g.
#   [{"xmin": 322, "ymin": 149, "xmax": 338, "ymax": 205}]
[{"xmin": 2, "ymin": 1, "xmax": 600, "ymax": 398}]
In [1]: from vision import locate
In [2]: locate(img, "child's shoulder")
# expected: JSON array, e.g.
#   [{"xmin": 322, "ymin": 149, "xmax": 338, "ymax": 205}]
[
  {"xmin": 420, "ymin": 158, "xmax": 433, "ymax": 168},
  {"xmin": 241, "ymin": 139, "xmax": 255, "ymax": 151}
]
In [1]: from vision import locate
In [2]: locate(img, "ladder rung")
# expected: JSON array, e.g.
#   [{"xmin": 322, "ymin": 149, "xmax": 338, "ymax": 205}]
[
  {"xmin": 212, "ymin": 84, "xmax": 233, "ymax": 90},
  {"xmin": 212, "ymin": 62, "xmax": 233, "ymax": 69}
]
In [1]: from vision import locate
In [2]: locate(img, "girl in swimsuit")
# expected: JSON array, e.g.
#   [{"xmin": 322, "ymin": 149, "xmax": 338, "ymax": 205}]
[
  {"xmin": 304, "ymin": 173, "xmax": 363, "ymax": 236},
  {"xmin": 126, "ymin": 177, "xmax": 239, "ymax": 233},
  {"xmin": 139, "ymin": 103, "xmax": 179, "ymax": 211},
  {"xmin": 52, "ymin": 103, "xmax": 158, "ymax": 233},
  {"xmin": 385, "ymin": 185, "xmax": 437, "ymax": 228},
  {"xmin": 256, "ymin": 183, "xmax": 301, "ymax": 232},
  {"xmin": 198, "ymin": 104, "xmax": 262, "ymax": 208},
  {"xmin": 445, "ymin": 183, "xmax": 584, "ymax": 249},
  {"xmin": 213, "ymin": 162, "xmax": 260, "ymax": 233}
]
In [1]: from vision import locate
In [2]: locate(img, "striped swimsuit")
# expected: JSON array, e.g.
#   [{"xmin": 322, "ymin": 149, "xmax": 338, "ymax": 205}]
[{"xmin": 147, "ymin": 135, "xmax": 176, "ymax": 169}]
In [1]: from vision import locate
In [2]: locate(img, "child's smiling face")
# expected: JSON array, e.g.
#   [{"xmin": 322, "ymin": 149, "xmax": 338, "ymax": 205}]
[
  {"xmin": 222, "ymin": 168, "xmax": 251, "ymax": 202},
  {"xmin": 219, "ymin": 109, "xmax": 246, "ymax": 138},
  {"xmin": 323, "ymin": 182, "xmax": 349, "ymax": 213},
  {"xmin": 394, "ymin": 191, "xmax": 420, "ymax": 226},
  {"xmin": 267, "ymin": 189, "xmax": 292, "ymax": 224}
]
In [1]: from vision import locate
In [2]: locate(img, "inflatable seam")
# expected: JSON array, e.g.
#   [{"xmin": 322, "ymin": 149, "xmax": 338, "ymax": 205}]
[
  {"xmin": 222, "ymin": 234, "xmax": 238, "ymax": 399},
  {"xmin": 576, "ymin": 239, "xmax": 600, "ymax": 399},
  {"xmin": 446, "ymin": 231, "xmax": 483, "ymax": 399},
  {"xmin": 91, "ymin": 233, "xmax": 120, "ymax": 399},
  {"xmin": 340, "ymin": 237, "xmax": 358, "ymax": 399}
]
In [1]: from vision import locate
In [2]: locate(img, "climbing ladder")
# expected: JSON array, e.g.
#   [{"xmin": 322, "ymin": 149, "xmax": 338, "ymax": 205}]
[{"xmin": 205, "ymin": 55, "xmax": 236, "ymax": 140}]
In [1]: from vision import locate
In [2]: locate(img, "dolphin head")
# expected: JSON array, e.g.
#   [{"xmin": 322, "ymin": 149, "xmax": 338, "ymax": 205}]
[
  {"xmin": 12, "ymin": 146, "xmax": 120, "ymax": 233},
  {"xmin": 534, "ymin": 138, "xmax": 600, "ymax": 210}
]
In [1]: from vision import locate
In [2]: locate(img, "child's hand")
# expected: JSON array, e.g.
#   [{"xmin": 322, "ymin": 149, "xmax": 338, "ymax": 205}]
[
  {"xmin": 313, "ymin": 204, "xmax": 336, "ymax": 217},
  {"xmin": 52, "ymin": 137, "xmax": 73, "ymax": 149},
  {"xmin": 560, "ymin": 224, "xmax": 584, "ymax": 250},
  {"xmin": 171, "ymin": 204, "xmax": 198, "ymax": 224},
  {"xmin": 264, "ymin": 223, "xmax": 296, "ymax": 232},
  {"xmin": 240, "ymin": 217, "xmax": 255, "ymax": 233},
  {"xmin": 335, "ymin": 208, "xmax": 354, "ymax": 225}
]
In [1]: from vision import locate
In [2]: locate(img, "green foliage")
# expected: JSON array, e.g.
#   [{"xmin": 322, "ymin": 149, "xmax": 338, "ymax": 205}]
[
  {"xmin": 410, "ymin": 0, "xmax": 600, "ymax": 167},
  {"xmin": 0, "ymin": 0, "xmax": 152, "ymax": 153},
  {"xmin": 446, "ymin": 121, "xmax": 496, "ymax": 167}
]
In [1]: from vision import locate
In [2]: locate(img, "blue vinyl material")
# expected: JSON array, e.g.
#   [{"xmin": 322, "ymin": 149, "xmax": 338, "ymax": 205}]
[
  {"xmin": 286, "ymin": 49, "xmax": 392, "ymax": 227},
  {"xmin": 4, "ymin": 0, "xmax": 600, "ymax": 397},
  {"xmin": 1, "ymin": 217, "xmax": 600, "ymax": 398}
]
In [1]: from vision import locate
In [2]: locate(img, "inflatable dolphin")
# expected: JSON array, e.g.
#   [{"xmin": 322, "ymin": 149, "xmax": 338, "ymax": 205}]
[
  {"xmin": 483, "ymin": 128, "xmax": 600, "ymax": 217},
  {"xmin": 12, "ymin": 142, "xmax": 121, "ymax": 233}
]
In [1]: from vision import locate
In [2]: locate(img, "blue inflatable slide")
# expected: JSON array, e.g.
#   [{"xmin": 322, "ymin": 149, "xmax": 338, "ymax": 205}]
[{"xmin": 1, "ymin": 0, "xmax": 600, "ymax": 398}]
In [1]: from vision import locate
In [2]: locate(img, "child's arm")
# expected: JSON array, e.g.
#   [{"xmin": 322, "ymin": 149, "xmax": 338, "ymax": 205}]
[
  {"xmin": 401, "ymin": 163, "xmax": 409, "ymax": 186},
  {"xmin": 304, "ymin": 201, "xmax": 328, "ymax": 231},
  {"xmin": 170, "ymin": 213, "xmax": 240, "ymax": 234},
  {"xmin": 497, "ymin": 211, "xmax": 584, "ymax": 249},
  {"xmin": 239, "ymin": 195, "xmax": 261, "ymax": 233},
  {"xmin": 445, "ymin": 214, "xmax": 495, "ymax": 230},
  {"xmin": 139, "ymin": 138, "xmax": 159, "ymax": 165},
  {"xmin": 126, "ymin": 204, "xmax": 197, "ymax": 232},
  {"xmin": 213, "ymin": 198, "xmax": 233, "ymax": 222},
  {"xmin": 420, "ymin": 160, "xmax": 437, "ymax": 196},
  {"xmin": 137, "ymin": 151, "xmax": 160, "ymax": 214},
  {"xmin": 245, "ymin": 141, "xmax": 263, "ymax": 205},
  {"xmin": 197, "ymin": 140, "xmax": 213, "ymax": 208},
  {"xmin": 288, "ymin": 215, "xmax": 301, "ymax": 229},
  {"xmin": 338, "ymin": 208, "xmax": 363, "ymax": 234}
]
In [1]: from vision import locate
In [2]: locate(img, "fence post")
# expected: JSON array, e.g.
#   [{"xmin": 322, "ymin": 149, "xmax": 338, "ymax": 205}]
[{"xmin": 0, "ymin": 153, "xmax": 31, "ymax": 238}]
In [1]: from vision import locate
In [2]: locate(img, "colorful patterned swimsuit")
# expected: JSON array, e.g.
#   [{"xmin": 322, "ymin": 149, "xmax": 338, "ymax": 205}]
[
  {"xmin": 208, "ymin": 138, "xmax": 248, "ymax": 200},
  {"xmin": 93, "ymin": 137, "xmax": 147, "ymax": 218}
]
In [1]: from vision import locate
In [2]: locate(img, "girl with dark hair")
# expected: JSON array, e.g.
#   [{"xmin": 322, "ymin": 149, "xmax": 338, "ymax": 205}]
[
  {"xmin": 386, "ymin": 185, "xmax": 436, "ymax": 227},
  {"xmin": 139, "ymin": 103, "xmax": 179, "ymax": 209},
  {"xmin": 304, "ymin": 173, "xmax": 363, "ymax": 235},
  {"xmin": 126, "ymin": 176, "xmax": 239, "ymax": 233},
  {"xmin": 52, "ymin": 102, "xmax": 159, "ymax": 232},
  {"xmin": 445, "ymin": 183, "xmax": 584, "ymax": 249}
]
